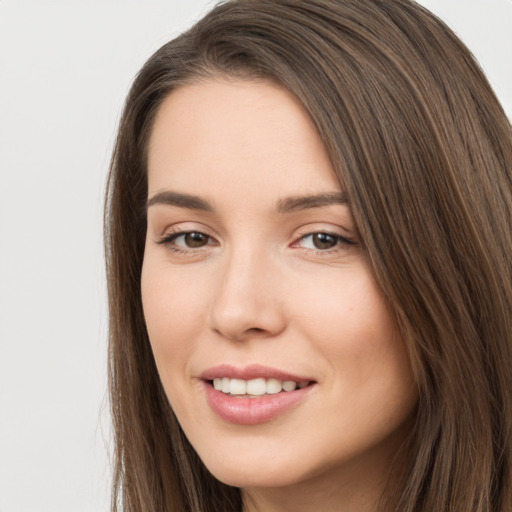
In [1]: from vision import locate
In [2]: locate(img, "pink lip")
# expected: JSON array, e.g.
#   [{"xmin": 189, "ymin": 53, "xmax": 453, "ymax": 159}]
[
  {"xmin": 200, "ymin": 363, "xmax": 313, "ymax": 382},
  {"xmin": 200, "ymin": 364, "xmax": 317, "ymax": 425}
]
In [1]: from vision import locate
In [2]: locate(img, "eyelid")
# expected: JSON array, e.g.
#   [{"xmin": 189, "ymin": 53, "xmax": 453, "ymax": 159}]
[
  {"xmin": 158, "ymin": 229, "xmax": 217, "ymax": 244},
  {"xmin": 155, "ymin": 222, "xmax": 220, "ymax": 253},
  {"xmin": 292, "ymin": 223, "xmax": 356, "ymax": 241},
  {"xmin": 290, "ymin": 227, "xmax": 358, "ymax": 253},
  {"xmin": 155, "ymin": 220, "xmax": 217, "ymax": 239}
]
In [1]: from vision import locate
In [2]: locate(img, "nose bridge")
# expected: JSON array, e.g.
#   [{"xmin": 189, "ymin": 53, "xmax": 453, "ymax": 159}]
[{"xmin": 208, "ymin": 239, "xmax": 284, "ymax": 341}]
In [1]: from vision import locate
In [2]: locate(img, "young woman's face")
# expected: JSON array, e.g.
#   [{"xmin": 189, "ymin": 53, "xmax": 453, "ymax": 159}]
[{"xmin": 142, "ymin": 79, "xmax": 417, "ymax": 500}]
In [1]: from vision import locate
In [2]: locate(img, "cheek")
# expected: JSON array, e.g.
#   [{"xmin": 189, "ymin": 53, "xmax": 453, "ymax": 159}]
[
  {"xmin": 140, "ymin": 254, "xmax": 211, "ymax": 375},
  {"xmin": 290, "ymin": 264, "xmax": 393, "ymax": 355},
  {"xmin": 289, "ymin": 264, "xmax": 415, "ymax": 409}
]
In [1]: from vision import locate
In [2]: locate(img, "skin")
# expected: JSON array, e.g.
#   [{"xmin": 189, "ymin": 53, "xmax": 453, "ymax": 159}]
[{"xmin": 141, "ymin": 78, "xmax": 418, "ymax": 512}]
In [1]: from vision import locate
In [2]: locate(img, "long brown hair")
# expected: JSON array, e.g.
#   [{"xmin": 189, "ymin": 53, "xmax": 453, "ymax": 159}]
[{"xmin": 104, "ymin": 0, "xmax": 512, "ymax": 510}]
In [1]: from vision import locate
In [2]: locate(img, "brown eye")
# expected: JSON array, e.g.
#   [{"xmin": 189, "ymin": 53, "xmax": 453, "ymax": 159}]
[
  {"xmin": 311, "ymin": 233, "xmax": 338, "ymax": 250},
  {"xmin": 294, "ymin": 232, "xmax": 355, "ymax": 252},
  {"xmin": 158, "ymin": 231, "xmax": 214, "ymax": 250},
  {"xmin": 183, "ymin": 232, "xmax": 209, "ymax": 248}
]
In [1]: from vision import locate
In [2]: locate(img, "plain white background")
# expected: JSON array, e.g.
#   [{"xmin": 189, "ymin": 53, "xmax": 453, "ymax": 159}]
[{"xmin": 0, "ymin": 1, "xmax": 510, "ymax": 511}]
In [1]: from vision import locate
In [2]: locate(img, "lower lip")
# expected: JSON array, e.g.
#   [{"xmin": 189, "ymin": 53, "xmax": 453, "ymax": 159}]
[{"xmin": 203, "ymin": 381, "xmax": 316, "ymax": 425}]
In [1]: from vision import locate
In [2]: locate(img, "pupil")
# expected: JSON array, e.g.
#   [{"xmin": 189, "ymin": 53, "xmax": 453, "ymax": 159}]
[
  {"xmin": 313, "ymin": 233, "xmax": 337, "ymax": 250},
  {"xmin": 185, "ymin": 232, "xmax": 207, "ymax": 248}
]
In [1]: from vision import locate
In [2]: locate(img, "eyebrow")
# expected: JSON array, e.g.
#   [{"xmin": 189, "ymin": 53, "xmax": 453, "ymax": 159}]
[
  {"xmin": 276, "ymin": 192, "xmax": 349, "ymax": 213},
  {"xmin": 146, "ymin": 191, "xmax": 213, "ymax": 211},
  {"xmin": 146, "ymin": 190, "xmax": 349, "ymax": 213}
]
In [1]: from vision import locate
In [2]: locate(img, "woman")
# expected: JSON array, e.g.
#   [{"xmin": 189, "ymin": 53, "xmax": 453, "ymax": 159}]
[{"xmin": 104, "ymin": 0, "xmax": 512, "ymax": 510}]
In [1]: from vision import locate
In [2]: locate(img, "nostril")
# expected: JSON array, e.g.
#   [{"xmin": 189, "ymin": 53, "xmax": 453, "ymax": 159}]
[{"xmin": 248, "ymin": 327, "xmax": 265, "ymax": 334}]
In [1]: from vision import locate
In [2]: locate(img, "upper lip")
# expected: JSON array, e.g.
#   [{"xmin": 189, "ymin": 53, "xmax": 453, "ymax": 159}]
[{"xmin": 200, "ymin": 364, "xmax": 315, "ymax": 382}]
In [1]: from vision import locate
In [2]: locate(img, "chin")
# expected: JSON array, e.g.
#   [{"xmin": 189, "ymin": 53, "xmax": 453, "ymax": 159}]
[
  {"xmin": 207, "ymin": 463, "xmax": 305, "ymax": 490},
  {"xmin": 194, "ymin": 442, "xmax": 309, "ymax": 489},
  {"xmin": 197, "ymin": 439, "xmax": 350, "ymax": 493}
]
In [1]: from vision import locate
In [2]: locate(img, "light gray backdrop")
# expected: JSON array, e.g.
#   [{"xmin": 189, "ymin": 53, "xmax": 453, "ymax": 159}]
[{"xmin": 0, "ymin": 1, "xmax": 510, "ymax": 511}]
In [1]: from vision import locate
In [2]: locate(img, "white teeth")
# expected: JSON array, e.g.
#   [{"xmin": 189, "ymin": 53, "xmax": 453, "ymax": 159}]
[
  {"xmin": 246, "ymin": 378, "xmax": 266, "ymax": 395},
  {"xmin": 212, "ymin": 377, "xmax": 310, "ymax": 396},
  {"xmin": 230, "ymin": 378, "xmax": 247, "ymax": 395},
  {"xmin": 282, "ymin": 380, "xmax": 297, "ymax": 392},
  {"xmin": 266, "ymin": 378, "xmax": 282, "ymax": 394}
]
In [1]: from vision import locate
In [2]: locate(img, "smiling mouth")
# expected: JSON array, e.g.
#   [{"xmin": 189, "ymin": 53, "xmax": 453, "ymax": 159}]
[
  {"xmin": 209, "ymin": 377, "xmax": 314, "ymax": 397},
  {"xmin": 202, "ymin": 369, "xmax": 317, "ymax": 424}
]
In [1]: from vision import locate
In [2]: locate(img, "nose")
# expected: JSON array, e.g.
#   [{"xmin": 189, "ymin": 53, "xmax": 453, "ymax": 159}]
[{"xmin": 208, "ymin": 246, "xmax": 286, "ymax": 342}]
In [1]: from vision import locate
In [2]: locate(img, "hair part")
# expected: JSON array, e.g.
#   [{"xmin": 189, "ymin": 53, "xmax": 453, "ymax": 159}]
[{"xmin": 105, "ymin": 1, "xmax": 512, "ymax": 510}]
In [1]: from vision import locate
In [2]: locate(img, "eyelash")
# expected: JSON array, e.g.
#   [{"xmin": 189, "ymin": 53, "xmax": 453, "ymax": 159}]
[
  {"xmin": 157, "ymin": 231, "xmax": 217, "ymax": 254},
  {"xmin": 156, "ymin": 229, "xmax": 357, "ymax": 255},
  {"xmin": 291, "ymin": 232, "xmax": 357, "ymax": 254}
]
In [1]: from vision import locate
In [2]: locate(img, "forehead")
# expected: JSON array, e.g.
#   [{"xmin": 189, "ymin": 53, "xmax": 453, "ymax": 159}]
[{"xmin": 147, "ymin": 78, "xmax": 341, "ymax": 202}]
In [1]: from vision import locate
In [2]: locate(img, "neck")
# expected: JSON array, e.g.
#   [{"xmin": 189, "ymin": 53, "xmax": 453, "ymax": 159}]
[{"xmin": 243, "ymin": 480, "xmax": 383, "ymax": 512}]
